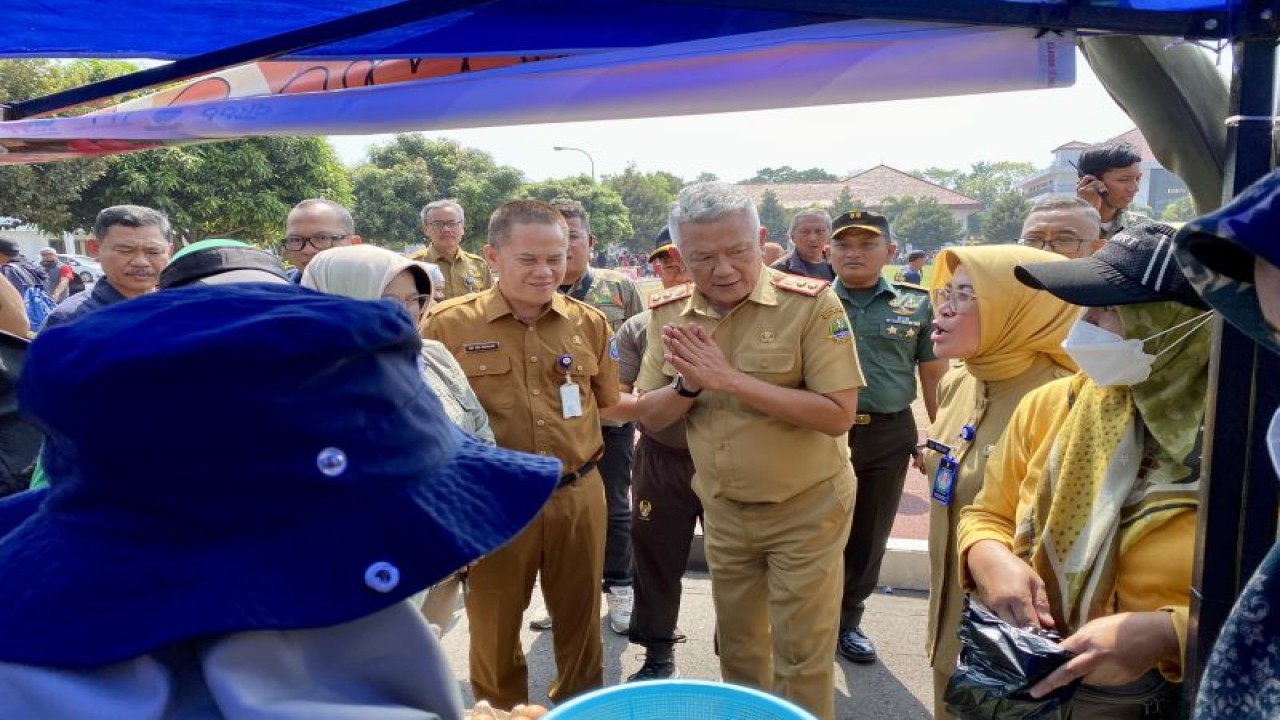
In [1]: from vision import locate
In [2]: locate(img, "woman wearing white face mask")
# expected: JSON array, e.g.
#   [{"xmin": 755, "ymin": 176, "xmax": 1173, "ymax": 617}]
[{"xmin": 957, "ymin": 222, "xmax": 1213, "ymax": 718}]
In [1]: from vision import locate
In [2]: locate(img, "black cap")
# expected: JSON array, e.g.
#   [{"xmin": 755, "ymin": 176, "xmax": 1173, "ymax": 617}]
[
  {"xmin": 906, "ymin": 250, "xmax": 926, "ymax": 262},
  {"xmin": 832, "ymin": 210, "xmax": 891, "ymax": 241},
  {"xmin": 0, "ymin": 238, "xmax": 19, "ymax": 257},
  {"xmin": 159, "ymin": 243, "xmax": 290, "ymax": 289},
  {"xmin": 1015, "ymin": 222, "xmax": 1209, "ymax": 310},
  {"xmin": 647, "ymin": 227, "xmax": 675, "ymax": 263}
]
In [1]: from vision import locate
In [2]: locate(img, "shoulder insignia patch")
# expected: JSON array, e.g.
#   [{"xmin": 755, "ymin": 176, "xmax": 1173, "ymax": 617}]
[
  {"xmin": 772, "ymin": 273, "xmax": 830, "ymax": 297},
  {"xmin": 648, "ymin": 283, "xmax": 693, "ymax": 309},
  {"xmin": 892, "ymin": 281, "xmax": 926, "ymax": 292}
]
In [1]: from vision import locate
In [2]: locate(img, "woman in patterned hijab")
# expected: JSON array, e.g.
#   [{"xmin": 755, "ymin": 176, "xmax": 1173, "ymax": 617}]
[{"xmin": 957, "ymin": 223, "xmax": 1213, "ymax": 718}]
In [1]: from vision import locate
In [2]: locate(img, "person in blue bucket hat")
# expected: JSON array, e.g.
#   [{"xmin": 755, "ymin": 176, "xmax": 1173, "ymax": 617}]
[
  {"xmin": 1173, "ymin": 169, "xmax": 1280, "ymax": 719},
  {"xmin": 0, "ymin": 282, "xmax": 561, "ymax": 718}
]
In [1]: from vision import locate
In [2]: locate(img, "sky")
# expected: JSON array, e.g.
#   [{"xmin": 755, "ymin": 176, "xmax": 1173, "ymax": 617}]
[{"xmin": 326, "ymin": 47, "xmax": 1189, "ymax": 182}]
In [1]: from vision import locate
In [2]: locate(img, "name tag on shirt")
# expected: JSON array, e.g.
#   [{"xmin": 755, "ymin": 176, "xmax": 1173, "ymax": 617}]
[{"xmin": 561, "ymin": 380, "xmax": 583, "ymax": 418}]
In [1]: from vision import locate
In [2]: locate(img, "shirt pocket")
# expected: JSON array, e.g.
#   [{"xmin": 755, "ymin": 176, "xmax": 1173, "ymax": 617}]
[
  {"xmin": 567, "ymin": 353, "xmax": 600, "ymax": 394},
  {"xmin": 458, "ymin": 353, "xmax": 514, "ymax": 409},
  {"xmin": 734, "ymin": 352, "xmax": 796, "ymax": 376},
  {"xmin": 880, "ymin": 318, "xmax": 921, "ymax": 342}
]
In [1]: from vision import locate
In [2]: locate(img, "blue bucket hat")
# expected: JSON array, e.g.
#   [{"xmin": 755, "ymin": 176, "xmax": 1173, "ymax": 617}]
[
  {"xmin": 1174, "ymin": 169, "xmax": 1280, "ymax": 355},
  {"xmin": 0, "ymin": 283, "xmax": 560, "ymax": 668}
]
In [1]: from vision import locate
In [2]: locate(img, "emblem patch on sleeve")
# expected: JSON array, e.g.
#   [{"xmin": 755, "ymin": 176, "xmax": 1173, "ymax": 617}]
[{"xmin": 827, "ymin": 316, "xmax": 852, "ymax": 343}]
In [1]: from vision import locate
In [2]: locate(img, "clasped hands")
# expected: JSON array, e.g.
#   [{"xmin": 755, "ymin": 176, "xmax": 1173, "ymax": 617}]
[
  {"xmin": 662, "ymin": 323, "xmax": 736, "ymax": 394},
  {"xmin": 966, "ymin": 540, "xmax": 1178, "ymax": 699}
]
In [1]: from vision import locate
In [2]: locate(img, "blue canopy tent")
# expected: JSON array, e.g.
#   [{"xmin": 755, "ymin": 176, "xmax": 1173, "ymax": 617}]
[{"xmin": 1, "ymin": 1, "xmax": 1276, "ymax": 710}]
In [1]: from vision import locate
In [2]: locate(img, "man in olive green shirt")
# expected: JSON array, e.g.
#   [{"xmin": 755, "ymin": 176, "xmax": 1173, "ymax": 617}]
[
  {"xmin": 828, "ymin": 210, "xmax": 947, "ymax": 664},
  {"xmin": 411, "ymin": 199, "xmax": 494, "ymax": 299}
]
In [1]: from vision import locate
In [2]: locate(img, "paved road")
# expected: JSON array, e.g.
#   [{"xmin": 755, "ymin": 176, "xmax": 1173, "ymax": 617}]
[{"xmin": 438, "ymin": 573, "xmax": 934, "ymax": 719}]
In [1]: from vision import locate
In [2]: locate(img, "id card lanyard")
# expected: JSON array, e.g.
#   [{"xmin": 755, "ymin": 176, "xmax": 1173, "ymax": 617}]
[
  {"xmin": 558, "ymin": 354, "xmax": 583, "ymax": 418},
  {"xmin": 930, "ymin": 416, "xmax": 981, "ymax": 506}
]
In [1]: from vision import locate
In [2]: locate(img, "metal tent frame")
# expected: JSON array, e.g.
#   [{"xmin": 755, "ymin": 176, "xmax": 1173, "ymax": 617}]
[{"xmin": 3, "ymin": 1, "xmax": 1278, "ymax": 712}]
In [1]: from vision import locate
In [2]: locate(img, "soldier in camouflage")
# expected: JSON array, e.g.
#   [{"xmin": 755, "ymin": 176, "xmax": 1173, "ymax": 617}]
[{"xmin": 547, "ymin": 198, "xmax": 643, "ymax": 635}]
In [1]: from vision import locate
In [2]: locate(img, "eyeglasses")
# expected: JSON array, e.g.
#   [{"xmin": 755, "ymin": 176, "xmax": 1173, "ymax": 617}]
[
  {"xmin": 1019, "ymin": 237, "xmax": 1086, "ymax": 254},
  {"xmin": 383, "ymin": 293, "xmax": 433, "ymax": 315},
  {"xmin": 425, "ymin": 220, "xmax": 464, "ymax": 231},
  {"xmin": 932, "ymin": 286, "xmax": 978, "ymax": 312},
  {"xmin": 280, "ymin": 233, "xmax": 350, "ymax": 251}
]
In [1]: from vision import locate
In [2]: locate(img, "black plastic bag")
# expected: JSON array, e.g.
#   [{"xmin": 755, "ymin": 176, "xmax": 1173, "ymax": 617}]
[{"xmin": 944, "ymin": 595, "xmax": 1081, "ymax": 719}]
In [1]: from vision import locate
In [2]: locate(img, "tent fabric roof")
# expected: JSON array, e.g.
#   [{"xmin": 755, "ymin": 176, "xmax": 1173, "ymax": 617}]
[{"xmin": 1, "ymin": 1, "xmax": 1231, "ymax": 60}]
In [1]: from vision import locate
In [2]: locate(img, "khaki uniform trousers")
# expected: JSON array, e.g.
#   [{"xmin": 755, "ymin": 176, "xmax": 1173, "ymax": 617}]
[
  {"xmin": 701, "ymin": 477, "xmax": 853, "ymax": 720},
  {"xmin": 466, "ymin": 470, "xmax": 606, "ymax": 710}
]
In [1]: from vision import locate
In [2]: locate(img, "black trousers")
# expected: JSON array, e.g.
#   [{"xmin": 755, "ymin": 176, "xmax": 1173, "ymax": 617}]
[
  {"xmin": 601, "ymin": 423, "xmax": 636, "ymax": 589},
  {"xmin": 840, "ymin": 408, "xmax": 918, "ymax": 630},
  {"xmin": 628, "ymin": 434, "xmax": 700, "ymax": 658}
]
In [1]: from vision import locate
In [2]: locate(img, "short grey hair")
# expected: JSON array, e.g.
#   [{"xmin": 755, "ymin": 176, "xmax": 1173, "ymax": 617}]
[
  {"xmin": 669, "ymin": 182, "xmax": 760, "ymax": 248},
  {"xmin": 420, "ymin": 199, "xmax": 465, "ymax": 224},
  {"xmin": 1025, "ymin": 195, "xmax": 1102, "ymax": 227},
  {"xmin": 291, "ymin": 198, "xmax": 355, "ymax": 235},
  {"xmin": 789, "ymin": 209, "xmax": 832, "ymax": 234},
  {"xmin": 94, "ymin": 205, "xmax": 173, "ymax": 242}
]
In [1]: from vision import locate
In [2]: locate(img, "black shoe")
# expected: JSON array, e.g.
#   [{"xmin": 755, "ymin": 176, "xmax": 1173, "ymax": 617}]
[
  {"xmin": 626, "ymin": 658, "xmax": 678, "ymax": 682},
  {"xmin": 838, "ymin": 627, "xmax": 876, "ymax": 663}
]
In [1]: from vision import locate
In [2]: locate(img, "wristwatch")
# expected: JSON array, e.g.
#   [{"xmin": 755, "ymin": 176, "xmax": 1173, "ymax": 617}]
[{"xmin": 672, "ymin": 374, "xmax": 702, "ymax": 398}]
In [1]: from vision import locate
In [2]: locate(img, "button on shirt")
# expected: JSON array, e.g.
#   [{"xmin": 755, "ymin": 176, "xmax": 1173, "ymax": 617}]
[
  {"xmin": 412, "ymin": 245, "xmax": 494, "ymax": 299},
  {"xmin": 834, "ymin": 278, "xmax": 936, "ymax": 414},
  {"xmin": 426, "ymin": 288, "xmax": 620, "ymax": 474},
  {"xmin": 636, "ymin": 266, "xmax": 865, "ymax": 504}
]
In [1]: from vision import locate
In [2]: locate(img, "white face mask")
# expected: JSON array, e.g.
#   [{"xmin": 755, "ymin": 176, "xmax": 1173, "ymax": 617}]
[{"xmin": 1061, "ymin": 311, "xmax": 1213, "ymax": 387}]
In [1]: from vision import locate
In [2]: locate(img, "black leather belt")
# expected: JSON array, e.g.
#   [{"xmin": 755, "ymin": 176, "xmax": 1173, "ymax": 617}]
[
  {"xmin": 853, "ymin": 408, "xmax": 912, "ymax": 425},
  {"xmin": 558, "ymin": 461, "xmax": 597, "ymax": 488}
]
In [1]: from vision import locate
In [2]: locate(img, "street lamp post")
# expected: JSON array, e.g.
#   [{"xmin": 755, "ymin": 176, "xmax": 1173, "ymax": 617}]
[{"xmin": 553, "ymin": 145, "xmax": 595, "ymax": 183}]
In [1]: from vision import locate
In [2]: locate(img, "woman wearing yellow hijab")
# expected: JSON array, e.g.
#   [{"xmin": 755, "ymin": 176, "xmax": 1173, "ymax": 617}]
[
  {"xmin": 959, "ymin": 224, "xmax": 1213, "ymax": 717},
  {"xmin": 922, "ymin": 244, "xmax": 1078, "ymax": 717}
]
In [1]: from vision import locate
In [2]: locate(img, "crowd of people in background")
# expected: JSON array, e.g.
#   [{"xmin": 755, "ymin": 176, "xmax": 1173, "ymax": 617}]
[{"xmin": 0, "ymin": 140, "xmax": 1277, "ymax": 720}]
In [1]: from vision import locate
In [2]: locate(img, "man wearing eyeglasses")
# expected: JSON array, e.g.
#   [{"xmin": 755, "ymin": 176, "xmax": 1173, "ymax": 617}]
[
  {"xmin": 282, "ymin": 199, "xmax": 362, "ymax": 283},
  {"xmin": 1017, "ymin": 196, "xmax": 1104, "ymax": 260},
  {"xmin": 411, "ymin": 199, "xmax": 494, "ymax": 299}
]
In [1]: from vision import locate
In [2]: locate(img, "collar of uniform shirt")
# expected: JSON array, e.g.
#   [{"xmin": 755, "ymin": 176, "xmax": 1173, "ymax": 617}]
[
  {"xmin": 482, "ymin": 287, "xmax": 575, "ymax": 323},
  {"xmin": 683, "ymin": 266, "xmax": 782, "ymax": 320}
]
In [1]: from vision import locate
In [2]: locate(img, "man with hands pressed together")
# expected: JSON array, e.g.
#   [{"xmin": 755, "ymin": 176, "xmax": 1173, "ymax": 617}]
[{"xmin": 636, "ymin": 183, "xmax": 863, "ymax": 720}]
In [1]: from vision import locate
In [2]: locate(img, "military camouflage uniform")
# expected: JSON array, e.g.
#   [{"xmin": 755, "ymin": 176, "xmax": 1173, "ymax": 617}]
[{"xmin": 561, "ymin": 266, "xmax": 644, "ymax": 593}]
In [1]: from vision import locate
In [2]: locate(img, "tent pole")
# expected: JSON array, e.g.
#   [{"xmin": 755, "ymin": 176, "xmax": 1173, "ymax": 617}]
[
  {"xmin": 655, "ymin": 0, "xmax": 1230, "ymax": 40},
  {"xmin": 1, "ymin": 0, "xmax": 488, "ymax": 120},
  {"xmin": 1184, "ymin": 29, "xmax": 1279, "ymax": 711}
]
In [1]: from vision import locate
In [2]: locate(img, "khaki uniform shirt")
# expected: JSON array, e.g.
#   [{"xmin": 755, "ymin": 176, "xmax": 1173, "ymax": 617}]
[
  {"xmin": 426, "ymin": 287, "xmax": 620, "ymax": 474},
  {"xmin": 561, "ymin": 267, "xmax": 645, "ymax": 332},
  {"xmin": 636, "ymin": 267, "xmax": 865, "ymax": 504},
  {"xmin": 412, "ymin": 245, "xmax": 494, "ymax": 299}
]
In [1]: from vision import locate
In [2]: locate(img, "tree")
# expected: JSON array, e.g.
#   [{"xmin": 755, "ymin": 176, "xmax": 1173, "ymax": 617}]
[
  {"xmin": 518, "ymin": 177, "xmax": 633, "ymax": 251},
  {"xmin": 914, "ymin": 160, "xmax": 1038, "ymax": 234},
  {"xmin": 758, "ymin": 190, "xmax": 790, "ymax": 242},
  {"xmin": 1161, "ymin": 195, "xmax": 1198, "ymax": 222},
  {"xmin": 693, "ymin": 172, "xmax": 719, "ymax": 183},
  {"xmin": 0, "ymin": 60, "xmax": 142, "ymax": 233},
  {"xmin": 892, "ymin": 197, "xmax": 964, "ymax": 251},
  {"xmin": 981, "ymin": 192, "xmax": 1032, "ymax": 243},
  {"xmin": 604, "ymin": 164, "xmax": 682, "ymax": 251},
  {"xmin": 745, "ymin": 166, "xmax": 838, "ymax": 184},
  {"xmin": 829, "ymin": 186, "xmax": 863, "ymax": 216},
  {"xmin": 351, "ymin": 135, "xmax": 524, "ymax": 248},
  {"xmin": 70, "ymin": 137, "xmax": 351, "ymax": 243}
]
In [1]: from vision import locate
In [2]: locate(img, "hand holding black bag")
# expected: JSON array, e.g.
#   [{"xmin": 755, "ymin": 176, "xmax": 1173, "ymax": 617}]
[{"xmin": 944, "ymin": 595, "xmax": 1082, "ymax": 720}]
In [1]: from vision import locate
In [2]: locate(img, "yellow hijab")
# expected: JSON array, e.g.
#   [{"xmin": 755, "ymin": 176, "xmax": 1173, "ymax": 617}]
[{"xmin": 930, "ymin": 245, "xmax": 1078, "ymax": 380}]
